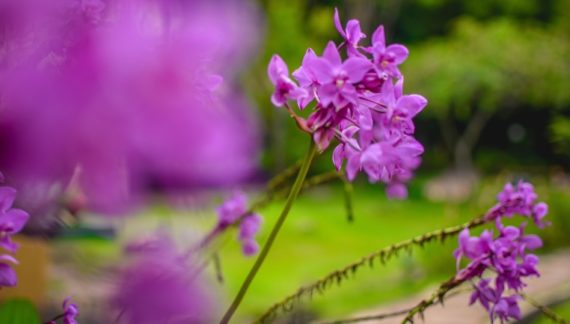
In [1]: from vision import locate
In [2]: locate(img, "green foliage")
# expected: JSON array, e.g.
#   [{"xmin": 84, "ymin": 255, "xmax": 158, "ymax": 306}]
[
  {"xmin": 403, "ymin": 17, "xmax": 570, "ymax": 120},
  {"xmin": 551, "ymin": 116, "xmax": 570, "ymax": 156},
  {"xmin": 0, "ymin": 299, "xmax": 41, "ymax": 324}
]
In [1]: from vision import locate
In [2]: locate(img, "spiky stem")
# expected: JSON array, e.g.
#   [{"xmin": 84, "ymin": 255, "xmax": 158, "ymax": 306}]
[{"xmin": 256, "ymin": 216, "xmax": 486, "ymax": 323}]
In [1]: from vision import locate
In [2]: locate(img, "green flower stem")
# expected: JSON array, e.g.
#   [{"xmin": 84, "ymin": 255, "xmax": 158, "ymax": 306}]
[{"xmin": 219, "ymin": 140, "xmax": 318, "ymax": 324}]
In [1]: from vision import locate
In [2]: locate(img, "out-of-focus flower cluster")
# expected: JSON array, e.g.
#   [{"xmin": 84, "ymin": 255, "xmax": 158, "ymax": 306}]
[
  {"xmin": 0, "ymin": 0, "xmax": 261, "ymax": 222},
  {"xmin": 455, "ymin": 181, "xmax": 547, "ymax": 323},
  {"xmin": 216, "ymin": 191, "xmax": 263, "ymax": 256},
  {"xmin": 0, "ymin": 176, "xmax": 29, "ymax": 287},
  {"xmin": 267, "ymin": 9, "xmax": 427, "ymax": 198},
  {"xmin": 113, "ymin": 232, "xmax": 215, "ymax": 324}
]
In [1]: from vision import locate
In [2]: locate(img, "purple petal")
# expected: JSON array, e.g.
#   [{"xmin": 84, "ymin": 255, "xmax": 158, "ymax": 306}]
[
  {"xmin": 239, "ymin": 213, "xmax": 262, "ymax": 240},
  {"xmin": 394, "ymin": 77, "xmax": 404, "ymax": 98},
  {"xmin": 385, "ymin": 44, "xmax": 409, "ymax": 64},
  {"xmin": 501, "ymin": 226, "xmax": 520, "ymax": 240},
  {"xmin": 241, "ymin": 239, "xmax": 259, "ymax": 256},
  {"xmin": 268, "ymin": 55, "xmax": 288, "ymax": 84},
  {"xmin": 371, "ymin": 25, "xmax": 385, "ymax": 48},
  {"xmin": 0, "ymin": 187, "xmax": 17, "ymax": 213},
  {"xmin": 522, "ymin": 235, "xmax": 543, "ymax": 250},
  {"xmin": 313, "ymin": 129, "xmax": 334, "ymax": 152},
  {"xmin": 397, "ymin": 95, "xmax": 427, "ymax": 117},
  {"xmin": 322, "ymin": 41, "xmax": 342, "ymax": 66},
  {"xmin": 345, "ymin": 20, "xmax": 365, "ymax": 44},
  {"xmin": 386, "ymin": 183, "xmax": 407, "ymax": 199},
  {"xmin": 332, "ymin": 145, "xmax": 345, "ymax": 171},
  {"xmin": 0, "ymin": 254, "xmax": 18, "ymax": 264},
  {"xmin": 0, "ymin": 237, "xmax": 19, "ymax": 254},
  {"xmin": 0, "ymin": 263, "xmax": 17, "ymax": 287},
  {"xmin": 346, "ymin": 154, "xmax": 361, "ymax": 181},
  {"xmin": 2, "ymin": 209, "xmax": 29, "ymax": 234},
  {"xmin": 343, "ymin": 57, "xmax": 371, "ymax": 83},
  {"xmin": 333, "ymin": 8, "xmax": 346, "ymax": 38},
  {"xmin": 317, "ymin": 83, "xmax": 338, "ymax": 107},
  {"xmin": 307, "ymin": 57, "xmax": 335, "ymax": 84}
]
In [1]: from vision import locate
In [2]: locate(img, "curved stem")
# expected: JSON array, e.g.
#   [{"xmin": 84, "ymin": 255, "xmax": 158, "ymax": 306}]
[{"xmin": 219, "ymin": 140, "xmax": 317, "ymax": 324}]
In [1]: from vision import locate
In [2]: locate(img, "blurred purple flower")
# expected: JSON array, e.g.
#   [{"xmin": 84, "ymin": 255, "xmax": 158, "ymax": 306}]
[
  {"xmin": 0, "ymin": 186, "xmax": 29, "ymax": 253},
  {"xmin": 62, "ymin": 297, "xmax": 79, "ymax": 324},
  {"xmin": 0, "ymin": 182, "xmax": 29, "ymax": 288},
  {"xmin": 0, "ymin": 254, "xmax": 18, "ymax": 287},
  {"xmin": 214, "ymin": 192, "xmax": 263, "ymax": 256},
  {"xmin": 112, "ymin": 234, "xmax": 216, "ymax": 324},
  {"xmin": 0, "ymin": 0, "xmax": 262, "ymax": 220},
  {"xmin": 216, "ymin": 191, "xmax": 248, "ymax": 228},
  {"xmin": 239, "ymin": 213, "xmax": 262, "ymax": 256},
  {"xmin": 268, "ymin": 55, "xmax": 307, "ymax": 107}
]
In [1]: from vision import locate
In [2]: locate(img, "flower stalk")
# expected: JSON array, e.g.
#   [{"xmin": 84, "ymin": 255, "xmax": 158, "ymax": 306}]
[{"xmin": 219, "ymin": 140, "xmax": 318, "ymax": 323}]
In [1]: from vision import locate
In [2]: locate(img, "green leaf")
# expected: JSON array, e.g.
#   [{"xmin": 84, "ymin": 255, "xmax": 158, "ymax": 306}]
[{"xmin": 0, "ymin": 299, "xmax": 41, "ymax": 324}]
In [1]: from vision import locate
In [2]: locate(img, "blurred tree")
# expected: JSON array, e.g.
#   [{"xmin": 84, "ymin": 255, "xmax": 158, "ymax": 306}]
[{"xmin": 403, "ymin": 17, "xmax": 570, "ymax": 171}]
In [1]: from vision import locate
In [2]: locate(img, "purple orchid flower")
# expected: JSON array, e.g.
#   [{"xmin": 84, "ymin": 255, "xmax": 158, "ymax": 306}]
[
  {"xmin": 367, "ymin": 25, "xmax": 409, "ymax": 78},
  {"xmin": 292, "ymin": 48, "xmax": 319, "ymax": 109},
  {"xmin": 268, "ymin": 9, "xmax": 427, "ymax": 198},
  {"xmin": 375, "ymin": 78, "xmax": 427, "ymax": 135},
  {"xmin": 306, "ymin": 41, "xmax": 371, "ymax": 109},
  {"xmin": 112, "ymin": 240, "xmax": 216, "ymax": 324},
  {"xmin": 268, "ymin": 55, "xmax": 307, "ymax": 107},
  {"xmin": 333, "ymin": 8, "xmax": 366, "ymax": 57}
]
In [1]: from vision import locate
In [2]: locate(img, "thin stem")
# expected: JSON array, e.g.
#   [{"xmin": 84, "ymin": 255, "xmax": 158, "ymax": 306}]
[
  {"xmin": 219, "ymin": 140, "xmax": 318, "ymax": 324},
  {"xmin": 212, "ymin": 252, "xmax": 224, "ymax": 284},
  {"xmin": 267, "ymin": 160, "xmax": 302, "ymax": 192},
  {"xmin": 520, "ymin": 293, "xmax": 568, "ymax": 324},
  {"xmin": 319, "ymin": 288, "xmax": 471, "ymax": 324},
  {"xmin": 340, "ymin": 173, "xmax": 354, "ymax": 223},
  {"xmin": 43, "ymin": 313, "xmax": 65, "ymax": 324},
  {"xmin": 401, "ymin": 275, "xmax": 466, "ymax": 323}
]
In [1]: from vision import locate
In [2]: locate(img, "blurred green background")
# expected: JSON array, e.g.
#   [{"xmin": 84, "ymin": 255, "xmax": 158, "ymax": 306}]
[{"xmin": 37, "ymin": 0, "xmax": 570, "ymax": 322}]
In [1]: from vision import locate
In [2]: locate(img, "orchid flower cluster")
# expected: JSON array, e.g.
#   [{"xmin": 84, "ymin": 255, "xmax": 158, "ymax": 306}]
[
  {"xmin": 0, "ymin": 175, "xmax": 29, "ymax": 288},
  {"xmin": 455, "ymin": 181, "xmax": 548, "ymax": 323},
  {"xmin": 216, "ymin": 192, "xmax": 263, "ymax": 256},
  {"xmin": 268, "ymin": 9, "xmax": 427, "ymax": 198}
]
